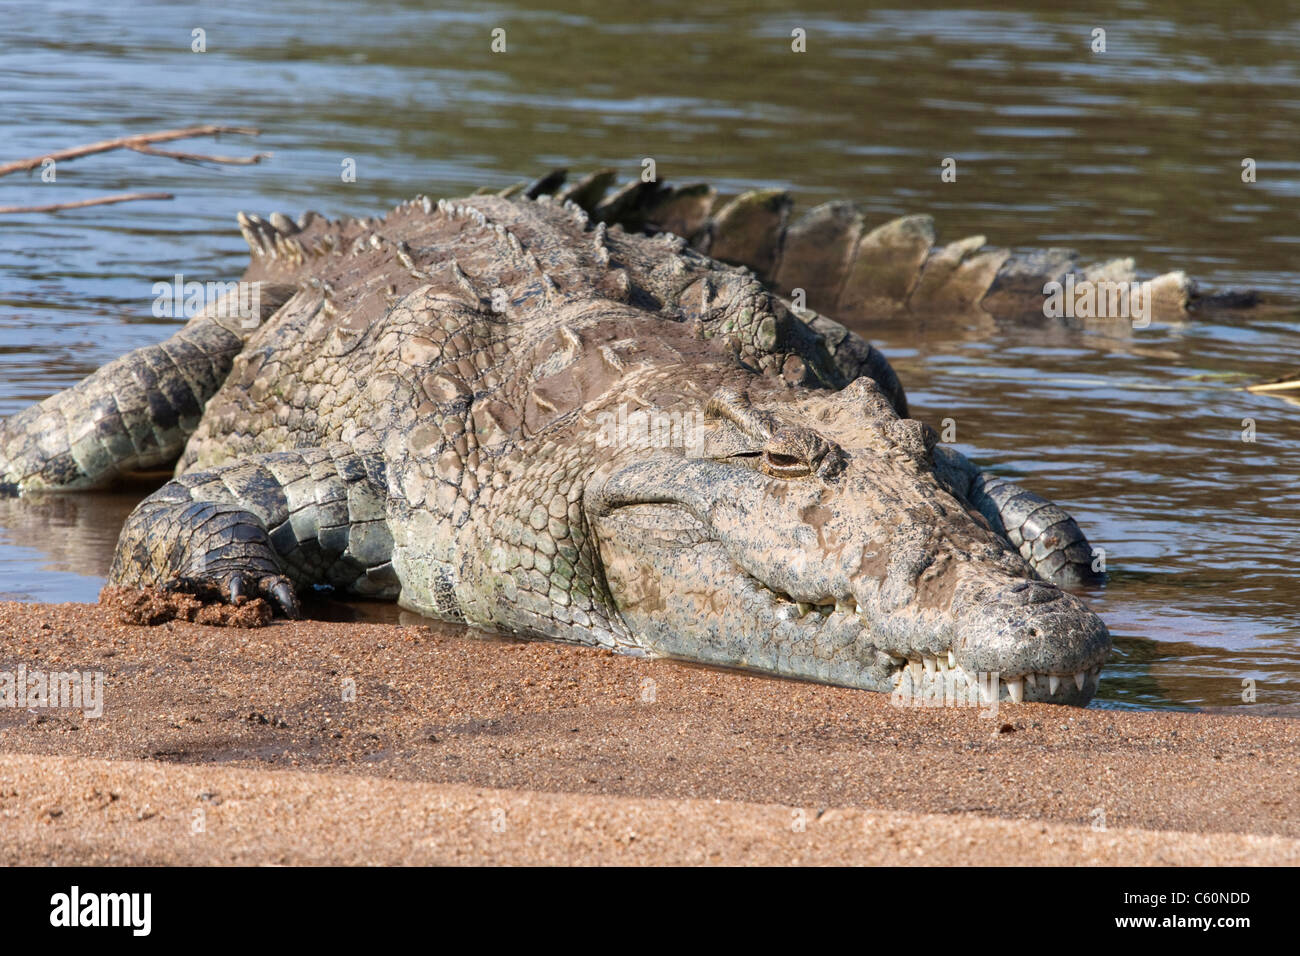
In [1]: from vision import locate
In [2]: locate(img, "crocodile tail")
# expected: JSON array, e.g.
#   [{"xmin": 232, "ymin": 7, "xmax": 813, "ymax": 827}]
[
  {"xmin": 519, "ymin": 171, "xmax": 1249, "ymax": 323},
  {"xmin": 516, "ymin": 167, "xmax": 720, "ymax": 241},
  {"xmin": 665, "ymin": 187, "xmax": 1010, "ymax": 322},
  {"xmin": 698, "ymin": 199, "xmax": 1204, "ymax": 324}
]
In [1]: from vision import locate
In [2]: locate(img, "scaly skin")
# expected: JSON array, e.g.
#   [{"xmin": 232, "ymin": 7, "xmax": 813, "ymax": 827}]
[
  {"xmin": 0, "ymin": 285, "xmax": 292, "ymax": 495},
  {"xmin": 519, "ymin": 169, "xmax": 1259, "ymax": 321},
  {"xmin": 0, "ymin": 177, "xmax": 1118, "ymax": 704}
]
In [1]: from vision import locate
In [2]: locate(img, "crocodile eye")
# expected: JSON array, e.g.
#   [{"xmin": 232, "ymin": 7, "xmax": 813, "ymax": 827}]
[{"xmin": 761, "ymin": 450, "xmax": 812, "ymax": 479}]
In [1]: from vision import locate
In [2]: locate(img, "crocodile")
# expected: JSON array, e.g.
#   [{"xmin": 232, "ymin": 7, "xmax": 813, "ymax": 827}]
[
  {"xmin": 515, "ymin": 169, "xmax": 1260, "ymax": 323},
  {"xmin": 0, "ymin": 174, "xmax": 1117, "ymax": 705}
]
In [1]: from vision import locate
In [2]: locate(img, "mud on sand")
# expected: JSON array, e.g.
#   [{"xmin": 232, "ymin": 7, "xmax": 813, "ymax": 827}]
[{"xmin": 0, "ymin": 600, "xmax": 1296, "ymax": 865}]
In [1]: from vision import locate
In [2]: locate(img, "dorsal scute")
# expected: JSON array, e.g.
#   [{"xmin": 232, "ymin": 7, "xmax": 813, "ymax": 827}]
[{"xmin": 233, "ymin": 185, "xmax": 852, "ymax": 406}]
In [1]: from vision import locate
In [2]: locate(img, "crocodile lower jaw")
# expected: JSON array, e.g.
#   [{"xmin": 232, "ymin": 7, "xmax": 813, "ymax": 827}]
[{"xmin": 751, "ymin": 581, "xmax": 1104, "ymax": 702}]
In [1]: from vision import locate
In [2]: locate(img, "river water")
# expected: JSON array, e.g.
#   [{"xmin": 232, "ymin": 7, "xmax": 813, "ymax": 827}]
[{"xmin": 1, "ymin": 0, "xmax": 1297, "ymax": 710}]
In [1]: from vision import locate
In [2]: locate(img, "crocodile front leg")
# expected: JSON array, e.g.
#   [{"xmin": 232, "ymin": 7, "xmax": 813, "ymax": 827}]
[
  {"xmin": 109, "ymin": 445, "xmax": 397, "ymax": 616},
  {"xmin": 0, "ymin": 284, "xmax": 293, "ymax": 497},
  {"xmin": 932, "ymin": 445, "xmax": 1101, "ymax": 586}
]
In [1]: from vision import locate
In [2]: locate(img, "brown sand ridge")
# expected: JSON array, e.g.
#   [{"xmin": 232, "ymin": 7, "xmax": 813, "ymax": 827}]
[{"xmin": 0, "ymin": 600, "xmax": 1296, "ymax": 865}]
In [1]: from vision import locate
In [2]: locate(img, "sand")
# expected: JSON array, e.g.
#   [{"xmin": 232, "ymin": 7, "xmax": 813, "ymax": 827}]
[{"xmin": 1, "ymin": 600, "xmax": 1296, "ymax": 865}]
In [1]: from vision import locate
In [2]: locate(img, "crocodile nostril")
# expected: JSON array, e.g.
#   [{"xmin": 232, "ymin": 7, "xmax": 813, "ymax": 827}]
[{"xmin": 1008, "ymin": 582, "xmax": 1062, "ymax": 605}]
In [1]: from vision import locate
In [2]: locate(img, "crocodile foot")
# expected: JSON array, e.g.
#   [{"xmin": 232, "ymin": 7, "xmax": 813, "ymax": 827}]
[
  {"xmin": 166, "ymin": 569, "xmax": 301, "ymax": 619},
  {"xmin": 111, "ymin": 492, "xmax": 304, "ymax": 620}
]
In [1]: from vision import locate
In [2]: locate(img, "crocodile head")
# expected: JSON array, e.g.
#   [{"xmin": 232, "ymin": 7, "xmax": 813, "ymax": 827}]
[{"xmin": 585, "ymin": 375, "xmax": 1111, "ymax": 705}]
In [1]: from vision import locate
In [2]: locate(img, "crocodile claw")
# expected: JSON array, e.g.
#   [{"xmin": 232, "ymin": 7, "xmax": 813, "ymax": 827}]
[
  {"xmin": 266, "ymin": 579, "xmax": 302, "ymax": 619},
  {"xmin": 168, "ymin": 569, "xmax": 301, "ymax": 620},
  {"xmin": 227, "ymin": 572, "xmax": 300, "ymax": 619}
]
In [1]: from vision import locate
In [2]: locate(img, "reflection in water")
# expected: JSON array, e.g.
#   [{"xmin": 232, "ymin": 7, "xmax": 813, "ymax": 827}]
[
  {"xmin": 0, "ymin": 487, "xmax": 158, "ymax": 603},
  {"xmin": 0, "ymin": 0, "xmax": 1297, "ymax": 710}
]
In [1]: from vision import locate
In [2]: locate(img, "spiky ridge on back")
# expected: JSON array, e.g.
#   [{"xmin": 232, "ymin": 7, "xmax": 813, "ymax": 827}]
[
  {"xmin": 287, "ymin": 169, "xmax": 1198, "ymax": 321},
  {"xmin": 188, "ymin": 189, "xmax": 878, "ymax": 481}
]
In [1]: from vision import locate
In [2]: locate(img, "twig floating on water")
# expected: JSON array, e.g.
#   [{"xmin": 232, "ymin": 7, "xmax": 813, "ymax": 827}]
[
  {"xmin": 1245, "ymin": 377, "xmax": 1300, "ymax": 393},
  {"xmin": 0, "ymin": 125, "xmax": 261, "ymax": 178},
  {"xmin": 126, "ymin": 143, "xmax": 272, "ymax": 166},
  {"xmin": 0, "ymin": 192, "xmax": 175, "ymax": 214}
]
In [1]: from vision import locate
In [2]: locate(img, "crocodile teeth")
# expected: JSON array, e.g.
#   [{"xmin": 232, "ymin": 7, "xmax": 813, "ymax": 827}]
[
  {"xmin": 890, "ymin": 666, "xmax": 1098, "ymax": 702},
  {"xmin": 947, "ymin": 651, "xmax": 956, "ymax": 669},
  {"xmin": 796, "ymin": 602, "xmax": 813, "ymax": 617}
]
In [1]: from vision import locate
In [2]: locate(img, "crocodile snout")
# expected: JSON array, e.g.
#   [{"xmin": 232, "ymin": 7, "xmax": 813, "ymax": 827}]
[{"xmin": 949, "ymin": 577, "xmax": 1111, "ymax": 704}]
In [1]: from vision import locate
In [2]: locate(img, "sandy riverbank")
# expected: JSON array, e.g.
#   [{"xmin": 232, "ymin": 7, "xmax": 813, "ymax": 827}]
[{"xmin": 0, "ymin": 601, "xmax": 1295, "ymax": 865}]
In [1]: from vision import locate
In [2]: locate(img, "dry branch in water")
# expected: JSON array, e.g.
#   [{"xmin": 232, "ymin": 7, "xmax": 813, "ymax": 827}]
[
  {"xmin": 1246, "ymin": 377, "xmax": 1300, "ymax": 393},
  {"xmin": 126, "ymin": 143, "xmax": 271, "ymax": 166},
  {"xmin": 0, "ymin": 192, "xmax": 175, "ymax": 214},
  {"xmin": 0, "ymin": 125, "xmax": 262, "ymax": 178}
]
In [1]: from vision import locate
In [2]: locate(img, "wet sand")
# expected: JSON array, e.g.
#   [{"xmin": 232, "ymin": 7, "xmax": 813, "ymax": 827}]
[{"xmin": 1, "ymin": 601, "xmax": 1296, "ymax": 865}]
